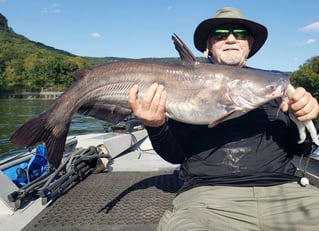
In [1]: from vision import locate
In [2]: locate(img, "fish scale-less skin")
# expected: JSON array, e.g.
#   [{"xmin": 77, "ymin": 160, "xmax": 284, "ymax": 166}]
[{"xmin": 10, "ymin": 60, "xmax": 289, "ymax": 168}]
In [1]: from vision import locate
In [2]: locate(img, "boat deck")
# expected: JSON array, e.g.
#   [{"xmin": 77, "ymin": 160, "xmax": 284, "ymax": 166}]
[
  {"xmin": 19, "ymin": 130, "xmax": 180, "ymax": 231},
  {"xmin": 21, "ymin": 170, "xmax": 319, "ymax": 231},
  {"xmin": 1, "ymin": 129, "xmax": 319, "ymax": 231},
  {"xmin": 22, "ymin": 170, "xmax": 182, "ymax": 231}
]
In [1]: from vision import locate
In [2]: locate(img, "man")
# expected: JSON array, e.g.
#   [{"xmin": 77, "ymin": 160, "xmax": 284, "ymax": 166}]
[{"xmin": 129, "ymin": 7, "xmax": 319, "ymax": 230}]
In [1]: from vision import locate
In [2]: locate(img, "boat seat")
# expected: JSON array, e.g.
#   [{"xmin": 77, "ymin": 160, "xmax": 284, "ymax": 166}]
[{"xmin": 27, "ymin": 145, "xmax": 48, "ymax": 182}]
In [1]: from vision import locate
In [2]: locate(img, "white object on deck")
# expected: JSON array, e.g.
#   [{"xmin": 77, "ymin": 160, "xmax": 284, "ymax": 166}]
[{"xmin": 75, "ymin": 130, "xmax": 179, "ymax": 172}]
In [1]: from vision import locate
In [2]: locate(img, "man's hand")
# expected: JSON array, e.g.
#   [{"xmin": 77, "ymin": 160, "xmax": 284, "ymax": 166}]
[
  {"xmin": 280, "ymin": 87, "xmax": 319, "ymax": 121},
  {"xmin": 128, "ymin": 83, "xmax": 167, "ymax": 127}
]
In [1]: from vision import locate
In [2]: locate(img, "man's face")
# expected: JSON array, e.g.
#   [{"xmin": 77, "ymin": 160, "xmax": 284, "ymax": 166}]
[{"xmin": 207, "ymin": 24, "xmax": 254, "ymax": 67}]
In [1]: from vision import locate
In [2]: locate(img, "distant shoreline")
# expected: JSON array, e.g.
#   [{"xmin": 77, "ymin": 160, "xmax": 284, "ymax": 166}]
[{"xmin": 0, "ymin": 91, "xmax": 63, "ymax": 100}]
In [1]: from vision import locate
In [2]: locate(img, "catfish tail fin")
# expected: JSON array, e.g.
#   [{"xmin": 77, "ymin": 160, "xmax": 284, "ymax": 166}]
[
  {"xmin": 10, "ymin": 113, "xmax": 48, "ymax": 147},
  {"xmin": 10, "ymin": 113, "xmax": 69, "ymax": 168}
]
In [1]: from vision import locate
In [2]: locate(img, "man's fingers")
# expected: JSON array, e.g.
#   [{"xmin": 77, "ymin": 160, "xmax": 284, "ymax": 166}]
[
  {"xmin": 280, "ymin": 101, "xmax": 289, "ymax": 113},
  {"xmin": 157, "ymin": 89, "xmax": 167, "ymax": 114},
  {"xmin": 128, "ymin": 83, "xmax": 167, "ymax": 127},
  {"xmin": 142, "ymin": 83, "xmax": 158, "ymax": 110},
  {"xmin": 294, "ymin": 97, "xmax": 318, "ymax": 121},
  {"xmin": 289, "ymin": 88, "xmax": 308, "ymax": 112},
  {"xmin": 128, "ymin": 84, "xmax": 139, "ymax": 110},
  {"xmin": 286, "ymin": 87, "xmax": 319, "ymax": 121},
  {"xmin": 149, "ymin": 84, "xmax": 165, "ymax": 112}
]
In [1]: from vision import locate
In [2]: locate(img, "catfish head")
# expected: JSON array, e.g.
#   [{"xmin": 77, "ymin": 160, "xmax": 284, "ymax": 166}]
[{"xmin": 226, "ymin": 72, "xmax": 289, "ymax": 110}]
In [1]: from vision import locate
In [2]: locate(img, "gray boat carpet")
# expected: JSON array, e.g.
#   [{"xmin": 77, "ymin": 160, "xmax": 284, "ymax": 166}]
[
  {"xmin": 22, "ymin": 170, "xmax": 182, "ymax": 231},
  {"xmin": 21, "ymin": 168, "xmax": 319, "ymax": 231}
]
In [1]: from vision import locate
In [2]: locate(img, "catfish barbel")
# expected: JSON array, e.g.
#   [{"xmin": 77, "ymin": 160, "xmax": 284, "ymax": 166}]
[{"xmin": 10, "ymin": 35, "xmax": 318, "ymax": 168}]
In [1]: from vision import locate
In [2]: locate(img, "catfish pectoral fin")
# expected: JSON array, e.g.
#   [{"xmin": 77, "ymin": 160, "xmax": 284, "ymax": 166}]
[{"xmin": 208, "ymin": 110, "xmax": 237, "ymax": 128}]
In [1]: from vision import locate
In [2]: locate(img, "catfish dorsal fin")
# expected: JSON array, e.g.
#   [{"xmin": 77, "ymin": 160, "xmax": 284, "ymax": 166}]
[
  {"xmin": 172, "ymin": 33, "xmax": 196, "ymax": 66},
  {"xmin": 74, "ymin": 68, "xmax": 91, "ymax": 81}
]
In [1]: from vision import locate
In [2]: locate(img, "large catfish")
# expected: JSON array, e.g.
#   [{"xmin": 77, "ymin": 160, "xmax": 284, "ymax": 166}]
[{"xmin": 10, "ymin": 34, "xmax": 318, "ymax": 168}]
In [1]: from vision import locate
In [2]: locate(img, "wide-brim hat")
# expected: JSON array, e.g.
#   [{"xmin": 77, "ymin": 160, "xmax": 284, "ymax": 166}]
[{"xmin": 194, "ymin": 7, "xmax": 268, "ymax": 58}]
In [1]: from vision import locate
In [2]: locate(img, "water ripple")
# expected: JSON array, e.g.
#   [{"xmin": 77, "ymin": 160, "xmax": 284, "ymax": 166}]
[{"xmin": 0, "ymin": 99, "xmax": 106, "ymax": 160}]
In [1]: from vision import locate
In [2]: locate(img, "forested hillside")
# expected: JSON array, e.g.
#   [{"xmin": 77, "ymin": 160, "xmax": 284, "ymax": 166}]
[
  {"xmin": 0, "ymin": 13, "xmax": 92, "ymax": 93},
  {"xmin": 0, "ymin": 12, "xmax": 182, "ymax": 94}
]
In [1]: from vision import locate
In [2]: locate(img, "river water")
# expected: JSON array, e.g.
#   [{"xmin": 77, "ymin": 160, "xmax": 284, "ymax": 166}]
[{"xmin": 0, "ymin": 98, "xmax": 106, "ymax": 160}]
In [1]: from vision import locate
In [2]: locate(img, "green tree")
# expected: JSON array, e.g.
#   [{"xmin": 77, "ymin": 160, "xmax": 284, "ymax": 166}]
[{"xmin": 289, "ymin": 56, "xmax": 319, "ymax": 99}]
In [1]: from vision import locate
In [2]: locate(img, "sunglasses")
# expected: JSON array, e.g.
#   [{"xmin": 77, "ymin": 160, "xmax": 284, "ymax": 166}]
[{"xmin": 210, "ymin": 29, "xmax": 249, "ymax": 40}]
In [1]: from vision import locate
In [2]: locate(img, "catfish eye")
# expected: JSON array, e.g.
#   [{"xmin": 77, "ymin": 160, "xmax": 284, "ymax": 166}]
[{"xmin": 267, "ymin": 85, "xmax": 276, "ymax": 92}]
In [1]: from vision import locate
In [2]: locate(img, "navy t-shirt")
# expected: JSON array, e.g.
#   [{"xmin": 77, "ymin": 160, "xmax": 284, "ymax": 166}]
[{"xmin": 146, "ymin": 98, "xmax": 313, "ymax": 194}]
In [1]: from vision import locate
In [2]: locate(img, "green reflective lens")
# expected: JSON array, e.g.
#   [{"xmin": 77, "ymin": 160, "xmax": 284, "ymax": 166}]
[{"xmin": 212, "ymin": 29, "xmax": 249, "ymax": 40}]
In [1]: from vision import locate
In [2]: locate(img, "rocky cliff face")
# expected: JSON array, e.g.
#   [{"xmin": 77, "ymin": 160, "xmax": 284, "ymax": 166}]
[{"xmin": 0, "ymin": 13, "xmax": 12, "ymax": 32}]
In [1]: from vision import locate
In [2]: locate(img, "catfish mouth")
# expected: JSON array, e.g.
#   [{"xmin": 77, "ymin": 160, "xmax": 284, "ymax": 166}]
[
  {"xmin": 268, "ymin": 83, "xmax": 285, "ymax": 97},
  {"xmin": 266, "ymin": 79, "xmax": 289, "ymax": 98},
  {"xmin": 230, "ymin": 94, "xmax": 262, "ymax": 109},
  {"xmin": 226, "ymin": 87, "xmax": 262, "ymax": 109}
]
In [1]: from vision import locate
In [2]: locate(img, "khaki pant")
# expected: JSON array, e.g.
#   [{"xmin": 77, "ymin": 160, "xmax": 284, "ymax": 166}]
[{"xmin": 157, "ymin": 182, "xmax": 319, "ymax": 231}]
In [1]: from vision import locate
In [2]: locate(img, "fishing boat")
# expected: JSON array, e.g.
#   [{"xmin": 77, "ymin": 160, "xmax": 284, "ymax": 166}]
[
  {"xmin": 0, "ymin": 119, "xmax": 179, "ymax": 231},
  {"xmin": 0, "ymin": 119, "xmax": 318, "ymax": 231}
]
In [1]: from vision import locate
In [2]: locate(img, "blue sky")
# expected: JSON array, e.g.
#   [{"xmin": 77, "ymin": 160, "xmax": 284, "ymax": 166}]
[{"xmin": 1, "ymin": 0, "xmax": 319, "ymax": 72}]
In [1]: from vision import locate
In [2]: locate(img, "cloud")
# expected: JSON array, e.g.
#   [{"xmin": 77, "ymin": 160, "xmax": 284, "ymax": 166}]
[
  {"xmin": 90, "ymin": 32, "xmax": 101, "ymax": 38},
  {"xmin": 42, "ymin": 3, "xmax": 61, "ymax": 14},
  {"xmin": 305, "ymin": 38, "xmax": 316, "ymax": 44},
  {"xmin": 300, "ymin": 21, "xmax": 319, "ymax": 32}
]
